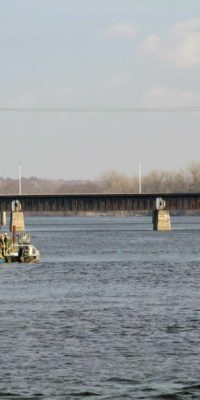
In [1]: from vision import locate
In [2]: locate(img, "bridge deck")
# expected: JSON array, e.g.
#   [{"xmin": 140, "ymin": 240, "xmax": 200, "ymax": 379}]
[{"xmin": 0, "ymin": 193, "xmax": 199, "ymax": 212}]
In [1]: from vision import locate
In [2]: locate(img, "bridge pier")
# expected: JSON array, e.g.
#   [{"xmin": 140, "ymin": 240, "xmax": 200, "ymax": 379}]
[
  {"xmin": 1, "ymin": 211, "xmax": 6, "ymax": 226},
  {"xmin": 10, "ymin": 200, "xmax": 25, "ymax": 232},
  {"xmin": 153, "ymin": 210, "xmax": 171, "ymax": 231},
  {"xmin": 152, "ymin": 197, "xmax": 171, "ymax": 231},
  {"xmin": 10, "ymin": 212, "xmax": 25, "ymax": 232}
]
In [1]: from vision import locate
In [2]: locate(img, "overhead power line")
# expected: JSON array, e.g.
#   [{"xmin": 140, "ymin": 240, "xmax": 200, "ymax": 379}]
[{"xmin": 0, "ymin": 106, "xmax": 199, "ymax": 112}]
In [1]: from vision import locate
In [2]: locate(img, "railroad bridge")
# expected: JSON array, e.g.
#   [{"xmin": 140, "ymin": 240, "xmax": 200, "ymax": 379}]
[{"xmin": 0, "ymin": 193, "xmax": 199, "ymax": 213}]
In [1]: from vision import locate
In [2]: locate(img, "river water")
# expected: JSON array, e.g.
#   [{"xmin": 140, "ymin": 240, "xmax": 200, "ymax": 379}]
[{"xmin": 0, "ymin": 216, "xmax": 199, "ymax": 400}]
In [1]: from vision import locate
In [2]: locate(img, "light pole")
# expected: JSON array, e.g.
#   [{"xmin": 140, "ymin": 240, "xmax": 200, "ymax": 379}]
[
  {"xmin": 138, "ymin": 160, "xmax": 142, "ymax": 194},
  {"xmin": 18, "ymin": 162, "xmax": 22, "ymax": 195}
]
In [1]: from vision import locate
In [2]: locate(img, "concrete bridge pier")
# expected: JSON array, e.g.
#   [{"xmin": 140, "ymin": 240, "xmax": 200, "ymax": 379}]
[
  {"xmin": 10, "ymin": 200, "xmax": 25, "ymax": 232},
  {"xmin": 152, "ymin": 198, "xmax": 171, "ymax": 231},
  {"xmin": 153, "ymin": 209, "xmax": 171, "ymax": 231},
  {"xmin": 1, "ymin": 211, "xmax": 7, "ymax": 227}
]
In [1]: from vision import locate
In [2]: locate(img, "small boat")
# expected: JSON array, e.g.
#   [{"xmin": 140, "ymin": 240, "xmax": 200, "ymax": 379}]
[
  {"xmin": 0, "ymin": 199, "xmax": 40, "ymax": 264},
  {"xmin": 0, "ymin": 233, "xmax": 40, "ymax": 263}
]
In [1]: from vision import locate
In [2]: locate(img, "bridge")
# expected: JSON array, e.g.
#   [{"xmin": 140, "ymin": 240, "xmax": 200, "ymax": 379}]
[{"xmin": 0, "ymin": 193, "xmax": 199, "ymax": 213}]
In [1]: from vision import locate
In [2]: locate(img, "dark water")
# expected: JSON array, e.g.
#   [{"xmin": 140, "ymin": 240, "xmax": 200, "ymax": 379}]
[{"xmin": 0, "ymin": 216, "xmax": 200, "ymax": 400}]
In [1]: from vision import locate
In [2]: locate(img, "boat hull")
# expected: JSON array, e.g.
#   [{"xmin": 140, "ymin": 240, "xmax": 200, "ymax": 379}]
[{"xmin": 4, "ymin": 255, "xmax": 39, "ymax": 263}]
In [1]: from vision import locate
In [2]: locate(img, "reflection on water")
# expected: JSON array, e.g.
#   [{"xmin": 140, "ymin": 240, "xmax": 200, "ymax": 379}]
[{"xmin": 0, "ymin": 216, "xmax": 199, "ymax": 399}]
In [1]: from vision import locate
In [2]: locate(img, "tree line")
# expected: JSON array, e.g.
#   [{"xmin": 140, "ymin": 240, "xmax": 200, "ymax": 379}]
[{"xmin": 0, "ymin": 162, "xmax": 199, "ymax": 194}]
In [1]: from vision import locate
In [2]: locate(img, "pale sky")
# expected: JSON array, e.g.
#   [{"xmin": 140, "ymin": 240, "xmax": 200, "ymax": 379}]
[{"xmin": 0, "ymin": 0, "xmax": 200, "ymax": 179}]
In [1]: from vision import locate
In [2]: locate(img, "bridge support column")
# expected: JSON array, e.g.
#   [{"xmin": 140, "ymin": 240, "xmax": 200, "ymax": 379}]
[
  {"xmin": 153, "ymin": 210, "xmax": 171, "ymax": 231},
  {"xmin": 10, "ymin": 212, "xmax": 25, "ymax": 232},
  {"xmin": 10, "ymin": 199, "xmax": 25, "ymax": 232},
  {"xmin": 1, "ymin": 211, "xmax": 6, "ymax": 226}
]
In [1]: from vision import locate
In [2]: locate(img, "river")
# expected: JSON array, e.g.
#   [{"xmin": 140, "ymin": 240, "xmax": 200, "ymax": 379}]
[{"xmin": 0, "ymin": 216, "xmax": 199, "ymax": 400}]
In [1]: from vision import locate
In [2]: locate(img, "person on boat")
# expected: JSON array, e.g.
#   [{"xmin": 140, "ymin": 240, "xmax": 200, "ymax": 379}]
[
  {"xmin": 4, "ymin": 233, "xmax": 11, "ymax": 254},
  {"xmin": 0, "ymin": 235, "xmax": 4, "ymax": 257}
]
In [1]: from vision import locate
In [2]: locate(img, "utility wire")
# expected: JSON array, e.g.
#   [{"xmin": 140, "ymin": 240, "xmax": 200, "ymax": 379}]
[{"xmin": 0, "ymin": 106, "xmax": 200, "ymax": 112}]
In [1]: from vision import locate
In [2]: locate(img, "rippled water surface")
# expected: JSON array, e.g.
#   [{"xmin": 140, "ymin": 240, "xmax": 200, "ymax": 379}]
[{"xmin": 0, "ymin": 216, "xmax": 200, "ymax": 400}]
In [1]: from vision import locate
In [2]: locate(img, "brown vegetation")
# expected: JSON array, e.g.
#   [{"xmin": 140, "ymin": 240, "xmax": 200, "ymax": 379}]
[{"xmin": 0, "ymin": 162, "xmax": 199, "ymax": 194}]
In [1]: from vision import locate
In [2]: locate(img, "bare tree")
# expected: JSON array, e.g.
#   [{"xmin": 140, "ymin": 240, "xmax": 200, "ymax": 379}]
[
  {"xmin": 0, "ymin": 163, "xmax": 199, "ymax": 194},
  {"xmin": 188, "ymin": 161, "xmax": 200, "ymax": 192},
  {"xmin": 98, "ymin": 171, "xmax": 134, "ymax": 193}
]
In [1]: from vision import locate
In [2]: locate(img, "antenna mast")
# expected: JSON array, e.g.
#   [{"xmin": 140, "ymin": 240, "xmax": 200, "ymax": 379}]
[
  {"xmin": 18, "ymin": 162, "xmax": 22, "ymax": 195},
  {"xmin": 138, "ymin": 160, "xmax": 142, "ymax": 194}
]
